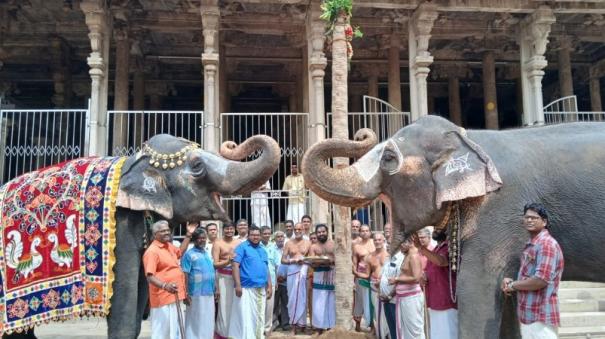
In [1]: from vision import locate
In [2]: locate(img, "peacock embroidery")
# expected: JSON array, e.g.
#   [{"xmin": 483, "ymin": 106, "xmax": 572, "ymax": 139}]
[
  {"xmin": 47, "ymin": 214, "xmax": 78, "ymax": 268},
  {"xmin": 5, "ymin": 230, "xmax": 44, "ymax": 283}
]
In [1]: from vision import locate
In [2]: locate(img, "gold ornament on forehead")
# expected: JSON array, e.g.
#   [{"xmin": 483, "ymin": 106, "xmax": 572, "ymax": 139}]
[{"xmin": 141, "ymin": 142, "xmax": 200, "ymax": 170}]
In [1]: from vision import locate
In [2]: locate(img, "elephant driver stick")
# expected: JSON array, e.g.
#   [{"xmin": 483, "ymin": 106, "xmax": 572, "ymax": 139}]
[{"xmin": 174, "ymin": 291, "xmax": 186, "ymax": 339}]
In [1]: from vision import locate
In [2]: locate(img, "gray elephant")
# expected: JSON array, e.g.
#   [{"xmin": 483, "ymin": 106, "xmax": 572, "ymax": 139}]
[
  {"xmin": 2, "ymin": 133, "xmax": 280, "ymax": 339},
  {"xmin": 302, "ymin": 115, "xmax": 605, "ymax": 338}
]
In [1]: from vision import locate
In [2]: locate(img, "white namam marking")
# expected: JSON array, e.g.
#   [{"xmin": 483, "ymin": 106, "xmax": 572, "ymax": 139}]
[
  {"xmin": 352, "ymin": 141, "xmax": 386, "ymax": 182},
  {"xmin": 385, "ymin": 139, "xmax": 404, "ymax": 176},
  {"xmin": 142, "ymin": 173, "xmax": 158, "ymax": 193},
  {"xmin": 445, "ymin": 152, "xmax": 472, "ymax": 176}
]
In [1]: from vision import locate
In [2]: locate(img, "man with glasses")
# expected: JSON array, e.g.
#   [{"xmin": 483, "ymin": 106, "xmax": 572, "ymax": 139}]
[
  {"xmin": 235, "ymin": 218, "xmax": 249, "ymax": 240},
  {"xmin": 501, "ymin": 203, "xmax": 564, "ymax": 339},
  {"xmin": 143, "ymin": 220, "xmax": 186, "ymax": 339}
]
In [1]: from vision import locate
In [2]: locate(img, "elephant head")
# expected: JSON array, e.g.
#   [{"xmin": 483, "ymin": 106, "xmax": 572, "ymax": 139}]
[
  {"xmin": 302, "ymin": 115, "xmax": 502, "ymax": 244},
  {"xmin": 116, "ymin": 134, "xmax": 280, "ymax": 223}
]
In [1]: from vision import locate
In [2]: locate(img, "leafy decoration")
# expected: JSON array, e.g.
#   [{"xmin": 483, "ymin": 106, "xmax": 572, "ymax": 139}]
[{"xmin": 320, "ymin": 0, "xmax": 362, "ymax": 62}]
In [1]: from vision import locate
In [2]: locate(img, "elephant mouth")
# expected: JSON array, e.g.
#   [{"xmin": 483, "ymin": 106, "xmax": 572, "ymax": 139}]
[{"xmin": 211, "ymin": 192, "xmax": 228, "ymax": 221}]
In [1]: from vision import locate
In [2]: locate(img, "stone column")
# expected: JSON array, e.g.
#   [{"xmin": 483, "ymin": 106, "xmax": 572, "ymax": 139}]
[
  {"xmin": 81, "ymin": 0, "xmax": 112, "ymax": 156},
  {"xmin": 408, "ymin": 3, "xmax": 438, "ymax": 121},
  {"xmin": 147, "ymin": 83, "xmax": 167, "ymax": 110},
  {"xmin": 589, "ymin": 65, "xmax": 603, "ymax": 113},
  {"xmin": 448, "ymin": 76, "xmax": 462, "ymax": 126},
  {"xmin": 388, "ymin": 32, "xmax": 402, "ymax": 110},
  {"xmin": 50, "ymin": 37, "xmax": 72, "ymax": 108},
  {"xmin": 113, "ymin": 26, "xmax": 130, "ymax": 110},
  {"xmin": 368, "ymin": 67, "xmax": 379, "ymax": 98},
  {"xmin": 557, "ymin": 36, "xmax": 574, "ymax": 98},
  {"xmin": 132, "ymin": 60, "xmax": 145, "ymax": 110},
  {"xmin": 306, "ymin": 0, "xmax": 328, "ymax": 224},
  {"xmin": 201, "ymin": 3, "xmax": 220, "ymax": 152},
  {"xmin": 517, "ymin": 5, "xmax": 555, "ymax": 126},
  {"xmin": 483, "ymin": 51, "xmax": 499, "ymax": 129}
]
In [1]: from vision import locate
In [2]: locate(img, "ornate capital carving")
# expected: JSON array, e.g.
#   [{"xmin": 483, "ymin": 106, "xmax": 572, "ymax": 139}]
[
  {"xmin": 201, "ymin": 4, "xmax": 220, "ymax": 54},
  {"xmin": 411, "ymin": 2, "xmax": 438, "ymax": 57},
  {"xmin": 519, "ymin": 5, "xmax": 555, "ymax": 58}
]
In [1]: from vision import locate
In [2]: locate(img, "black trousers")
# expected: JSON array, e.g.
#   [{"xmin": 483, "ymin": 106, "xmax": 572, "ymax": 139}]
[{"xmin": 274, "ymin": 283, "xmax": 290, "ymax": 326}]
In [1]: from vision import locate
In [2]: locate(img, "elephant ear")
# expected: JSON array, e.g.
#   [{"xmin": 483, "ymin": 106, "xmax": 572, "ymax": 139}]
[
  {"xmin": 116, "ymin": 156, "xmax": 174, "ymax": 220},
  {"xmin": 432, "ymin": 130, "xmax": 502, "ymax": 208}
]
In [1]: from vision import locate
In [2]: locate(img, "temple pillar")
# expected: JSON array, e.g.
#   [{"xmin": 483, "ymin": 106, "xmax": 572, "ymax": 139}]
[
  {"xmin": 50, "ymin": 37, "xmax": 73, "ymax": 108},
  {"xmin": 408, "ymin": 2, "xmax": 438, "ymax": 121},
  {"xmin": 132, "ymin": 61, "xmax": 145, "ymax": 110},
  {"xmin": 201, "ymin": 2, "xmax": 220, "ymax": 152},
  {"xmin": 306, "ymin": 0, "xmax": 328, "ymax": 223},
  {"xmin": 81, "ymin": 0, "xmax": 112, "ymax": 156},
  {"xmin": 113, "ymin": 26, "xmax": 130, "ymax": 110},
  {"xmin": 388, "ymin": 32, "xmax": 402, "ymax": 111},
  {"xmin": 589, "ymin": 65, "xmax": 603, "ymax": 115},
  {"xmin": 448, "ymin": 76, "xmax": 462, "ymax": 126},
  {"xmin": 558, "ymin": 36, "xmax": 574, "ymax": 98},
  {"xmin": 517, "ymin": 5, "xmax": 555, "ymax": 126},
  {"xmin": 483, "ymin": 51, "xmax": 499, "ymax": 129}
]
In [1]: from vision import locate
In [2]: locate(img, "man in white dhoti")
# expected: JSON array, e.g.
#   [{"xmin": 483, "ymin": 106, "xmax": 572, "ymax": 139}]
[
  {"xmin": 212, "ymin": 222, "xmax": 242, "ymax": 338},
  {"xmin": 251, "ymin": 181, "xmax": 272, "ymax": 227},
  {"xmin": 260, "ymin": 226, "xmax": 281, "ymax": 335},
  {"xmin": 308, "ymin": 224, "xmax": 336, "ymax": 334},
  {"xmin": 281, "ymin": 223, "xmax": 311, "ymax": 334},
  {"xmin": 181, "ymin": 227, "xmax": 217, "ymax": 339},
  {"xmin": 282, "ymin": 164, "xmax": 305, "ymax": 223},
  {"xmin": 143, "ymin": 220, "xmax": 187, "ymax": 339},
  {"xmin": 363, "ymin": 232, "xmax": 390, "ymax": 339},
  {"xmin": 352, "ymin": 224, "xmax": 375, "ymax": 331},
  {"xmin": 390, "ymin": 237, "xmax": 426, "ymax": 339},
  {"xmin": 229, "ymin": 226, "xmax": 272, "ymax": 339}
]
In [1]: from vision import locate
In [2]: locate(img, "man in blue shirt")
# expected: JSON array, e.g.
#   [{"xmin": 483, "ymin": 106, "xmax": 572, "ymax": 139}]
[
  {"xmin": 181, "ymin": 227, "xmax": 216, "ymax": 339},
  {"xmin": 229, "ymin": 225, "xmax": 272, "ymax": 338}
]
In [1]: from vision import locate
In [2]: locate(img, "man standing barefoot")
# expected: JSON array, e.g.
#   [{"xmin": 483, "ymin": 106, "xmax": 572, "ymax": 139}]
[
  {"xmin": 212, "ymin": 222, "xmax": 242, "ymax": 339},
  {"xmin": 308, "ymin": 224, "xmax": 336, "ymax": 334},
  {"xmin": 281, "ymin": 223, "xmax": 311, "ymax": 334},
  {"xmin": 352, "ymin": 224, "xmax": 375, "ymax": 331}
]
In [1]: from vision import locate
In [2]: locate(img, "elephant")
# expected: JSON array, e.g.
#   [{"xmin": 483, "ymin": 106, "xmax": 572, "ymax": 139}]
[
  {"xmin": 301, "ymin": 115, "xmax": 605, "ymax": 338},
  {"xmin": 2, "ymin": 133, "xmax": 280, "ymax": 339}
]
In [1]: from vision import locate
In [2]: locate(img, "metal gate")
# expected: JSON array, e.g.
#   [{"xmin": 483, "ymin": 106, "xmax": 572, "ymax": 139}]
[
  {"xmin": 220, "ymin": 112, "xmax": 310, "ymax": 227},
  {"xmin": 326, "ymin": 96, "xmax": 411, "ymax": 231},
  {"xmin": 107, "ymin": 110, "xmax": 204, "ymax": 156},
  {"xmin": 543, "ymin": 95, "xmax": 604, "ymax": 124},
  {"xmin": 0, "ymin": 104, "xmax": 89, "ymax": 184}
]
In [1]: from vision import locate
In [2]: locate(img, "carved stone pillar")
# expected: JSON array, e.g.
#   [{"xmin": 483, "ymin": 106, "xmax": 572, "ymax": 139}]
[
  {"xmin": 81, "ymin": 0, "xmax": 112, "ymax": 156},
  {"xmin": 448, "ymin": 76, "xmax": 462, "ymax": 126},
  {"xmin": 306, "ymin": 0, "xmax": 328, "ymax": 224},
  {"xmin": 147, "ymin": 83, "xmax": 168, "ymax": 110},
  {"xmin": 50, "ymin": 37, "xmax": 72, "ymax": 108},
  {"xmin": 557, "ymin": 36, "xmax": 574, "ymax": 98},
  {"xmin": 517, "ymin": 5, "xmax": 555, "ymax": 125},
  {"xmin": 201, "ymin": 3, "xmax": 220, "ymax": 152},
  {"xmin": 368, "ymin": 67, "xmax": 379, "ymax": 99},
  {"xmin": 589, "ymin": 65, "xmax": 603, "ymax": 114},
  {"xmin": 113, "ymin": 27, "xmax": 130, "ymax": 110},
  {"xmin": 483, "ymin": 51, "xmax": 499, "ymax": 129},
  {"xmin": 132, "ymin": 61, "xmax": 145, "ymax": 110},
  {"xmin": 388, "ymin": 32, "xmax": 402, "ymax": 111},
  {"xmin": 408, "ymin": 2, "xmax": 438, "ymax": 121}
]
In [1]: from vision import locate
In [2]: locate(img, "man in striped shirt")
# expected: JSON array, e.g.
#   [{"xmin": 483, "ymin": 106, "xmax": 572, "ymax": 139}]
[{"xmin": 502, "ymin": 203, "xmax": 564, "ymax": 339}]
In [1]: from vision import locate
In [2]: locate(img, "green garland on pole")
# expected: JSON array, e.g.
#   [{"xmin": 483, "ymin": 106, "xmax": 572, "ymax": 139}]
[{"xmin": 320, "ymin": 0, "xmax": 362, "ymax": 62}]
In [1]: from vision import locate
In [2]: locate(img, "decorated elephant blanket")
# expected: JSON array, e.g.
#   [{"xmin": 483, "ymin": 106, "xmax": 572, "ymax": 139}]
[{"xmin": 0, "ymin": 156, "xmax": 126, "ymax": 334}]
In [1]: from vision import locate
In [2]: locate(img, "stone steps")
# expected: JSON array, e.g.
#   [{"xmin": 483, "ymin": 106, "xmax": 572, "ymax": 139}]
[{"xmin": 560, "ymin": 282, "xmax": 605, "ymax": 339}]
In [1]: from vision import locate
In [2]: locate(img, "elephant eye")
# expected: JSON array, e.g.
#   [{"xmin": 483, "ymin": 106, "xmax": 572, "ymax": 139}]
[
  {"xmin": 380, "ymin": 150, "xmax": 400, "ymax": 174},
  {"xmin": 189, "ymin": 158, "xmax": 206, "ymax": 177},
  {"xmin": 382, "ymin": 151, "xmax": 396, "ymax": 162}
]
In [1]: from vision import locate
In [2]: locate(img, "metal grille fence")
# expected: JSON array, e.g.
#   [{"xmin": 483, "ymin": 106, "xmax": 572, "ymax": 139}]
[
  {"xmin": 220, "ymin": 112, "xmax": 310, "ymax": 227},
  {"xmin": 543, "ymin": 95, "xmax": 604, "ymax": 124},
  {"xmin": 0, "ymin": 104, "xmax": 89, "ymax": 184},
  {"xmin": 326, "ymin": 96, "xmax": 411, "ymax": 231},
  {"xmin": 107, "ymin": 110, "xmax": 204, "ymax": 156}
]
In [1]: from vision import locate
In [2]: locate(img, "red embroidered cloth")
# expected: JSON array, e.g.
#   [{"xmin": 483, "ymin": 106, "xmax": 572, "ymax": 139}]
[{"xmin": 0, "ymin": 157, "xmax": 125, "ymax": 334}]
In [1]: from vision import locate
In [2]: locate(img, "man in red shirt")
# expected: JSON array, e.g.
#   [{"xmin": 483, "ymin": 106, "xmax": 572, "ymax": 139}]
[
  {"xmin": 415, "ymin": 228, "xmax": 458, "ymax": 339},
  {"xmin": 502, "ymin": 203, "xmax": 564, "ymax": 339},
  {"xmin": 143, "ymin": 220, "xmax": 187, "ymax": 339}
]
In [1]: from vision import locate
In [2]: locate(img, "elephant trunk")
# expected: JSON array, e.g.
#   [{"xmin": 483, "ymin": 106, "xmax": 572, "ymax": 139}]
[
  {"xmin": 217, "ymin": 135, "xmax": 280, "ymax": 195},
  {"xmin": 302, "ymin": 128, "xmax": 380, "ymax": 208}
]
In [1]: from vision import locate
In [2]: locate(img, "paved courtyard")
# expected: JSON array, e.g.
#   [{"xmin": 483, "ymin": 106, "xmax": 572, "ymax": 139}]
[{"xmin": 34, "ymin": 319, "xmax": 151, "ymax": 339}]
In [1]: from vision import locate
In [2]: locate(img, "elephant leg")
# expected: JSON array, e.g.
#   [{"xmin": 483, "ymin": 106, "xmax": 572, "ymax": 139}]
[
  {"xmin": 2, "ymin": 329, "xmax": 37, "ymax": 339},
  {"xmin": 457, "ymin": 242, "xmax": 520, "ymax": 339},
  {"xmin": 136, "ymin": 263, "xmax": 150, "ymax": 330},
  {"xmin": 107, "ymin": 209, "xmax": 146, "ymax": 339}
]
